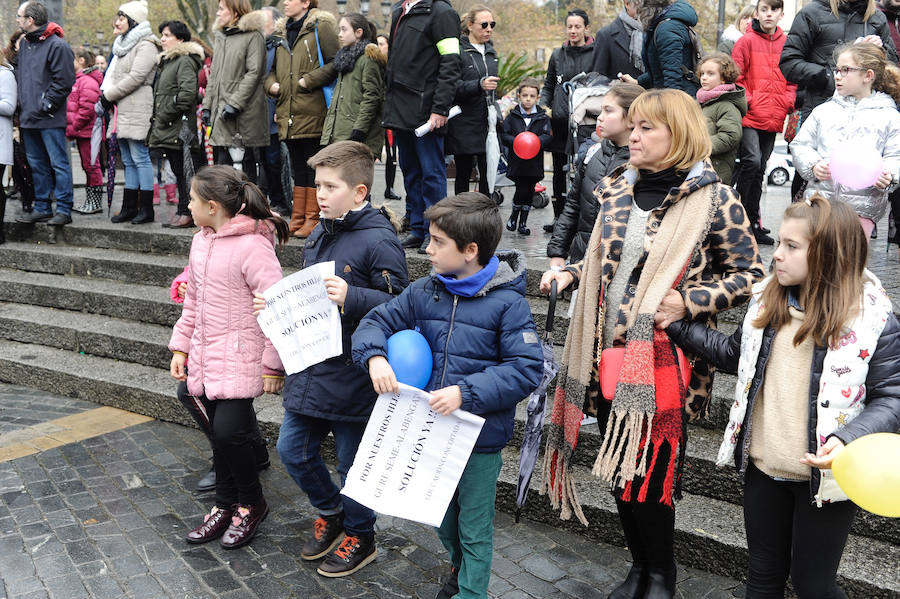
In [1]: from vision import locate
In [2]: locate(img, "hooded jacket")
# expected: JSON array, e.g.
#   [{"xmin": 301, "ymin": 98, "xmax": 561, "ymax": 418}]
[
  {"xmin": 548, "ymin": 136, "xmax": 631, "ymax": 262},
  {"xmin": 500, "ymin": 105, "xmax": 552, "ymax": 179},
  {"xmin": 203, "ymin": 10, "xmax": 269, "ymax": 148},
  {"xmin": 637, "ymin": 0, "xmax": 700, "ymax": 96},
  {"xmin": 66, "ymin": 66, "xmax": 102, "ymax": 139},
  {"xmin": 103, "ymin": 21, "xmax": 161, "ymax": 141},
  {"xmin": 780, "ymin": 0, "xmax": 898, "ymax": 118},
  {"xmin": 168, "ymin": 215, "xmax": 285, "ymax": 401},
  {"xmin": 699, "ymin": 85, "xmax": 748, "ymax": 183},
  {"xmin": 667, "ymin": 272, "xmax": 900, "ymax": 504},
  {"xmin": 264, "ymin": 9, "xmax": 339, "ymax": 141},
  {"xmin": 320, "ymin": 42, "xmax": 386, "ymax": 155},
  {"xmin": 732, "ymin": 21, "xmax": 795, "ymax": 132},
  {"xmin": 790, "ymin": 90, "xmax": 900, "ymax": 221},
  {"xmin": 540, "ymin": 37, "xmax": 595, "ymax": 152},
  {"xmin": 16, "ymin": 22, "xmax": 75, "ymax": 129},
  {"xmin": 382, "ymin": 0, "xmax": 461, "ymax": 132},
  {"xmin": 281, "ymin": 203, "xmax": 409, "ymax": 422},
  {"xmin": 147, "ymin": 41, "xmax": 204, "ymax": 150},
  {"xmin": 352, "ymin": 250, "xmax": 545, "ymax": 453},
  {"xmin": 445, "ymin": 37, "xmax": 499, "ymax": 156},
  {"xmin": 0, "ymin": 65, "xmax": 15, "ymax": 165}
]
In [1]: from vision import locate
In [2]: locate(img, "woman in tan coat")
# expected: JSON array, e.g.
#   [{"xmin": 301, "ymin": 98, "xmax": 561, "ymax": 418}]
[
  {"xmin": 201, "ymin": 0, "xmax": 269, "ymax": 174},
  {"xmin": 265, "ymin": 0, "xmax": 338, "ymax": 238},
  {"xmin": 100, "ymin": 0, "xmax": 160, "ymax": 224}
]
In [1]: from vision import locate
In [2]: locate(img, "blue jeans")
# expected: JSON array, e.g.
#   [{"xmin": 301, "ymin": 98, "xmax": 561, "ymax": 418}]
[
  {"xmin": 394, "ymin": 129, "xmax": 446, "ymax": 238},
  {"xmin": 118, "ymin": 138, "xmax": 154, "ymax": 190},
  {"xmin": 21, "ymin": 127, "xmax": 73, "ymax": 215},
  {"xmin": 277, "ymin": 410, "xmax": 375, "ymax": 536}
]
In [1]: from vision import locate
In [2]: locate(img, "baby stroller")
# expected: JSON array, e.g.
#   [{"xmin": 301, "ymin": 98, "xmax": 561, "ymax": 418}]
[{"xmin": 564, "ymin": 72, "xmax": 612, "ymax": 176}]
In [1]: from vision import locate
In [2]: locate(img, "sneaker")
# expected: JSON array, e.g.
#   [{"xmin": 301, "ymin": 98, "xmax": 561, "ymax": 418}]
[
  {"xmin": 317, "ymin": 533, "xmax": 376, "ymax": 577},
  {"xmin": 301, "ymin": 512, "xmax": 345, "ymax": 560},
  {"xmin": 47, "ymin": 213, "xmax": 72, "ymax": 226},
  {"xmin": 752, "ymin": 224, "xmax": 774, "ymax": 246}
]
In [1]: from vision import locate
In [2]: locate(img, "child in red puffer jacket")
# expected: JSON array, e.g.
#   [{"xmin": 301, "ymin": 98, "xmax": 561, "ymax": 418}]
[{"xmin": 67, "ymin": 47, "xmax": 104, "ymax": 214}]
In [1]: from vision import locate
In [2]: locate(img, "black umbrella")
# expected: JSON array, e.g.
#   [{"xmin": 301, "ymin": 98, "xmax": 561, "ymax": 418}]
[{"xmin": 515, "ymin": 280, "xmax": 560, "ymax": 522}]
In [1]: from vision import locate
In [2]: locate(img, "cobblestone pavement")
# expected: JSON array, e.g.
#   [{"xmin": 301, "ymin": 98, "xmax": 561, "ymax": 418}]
[{"xmin": 0, "ymin": 384, "xmax": 745, "ymax": 599}]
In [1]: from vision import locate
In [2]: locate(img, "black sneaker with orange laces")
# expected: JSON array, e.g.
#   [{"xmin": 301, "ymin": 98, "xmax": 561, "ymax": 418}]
[
  {"xmin": 316, "ymin": 532, "xmax": 376, "ymax": 577},
  {"xmin": 300, "ymin": 512, "xmax": 345, "ymax": 560}
]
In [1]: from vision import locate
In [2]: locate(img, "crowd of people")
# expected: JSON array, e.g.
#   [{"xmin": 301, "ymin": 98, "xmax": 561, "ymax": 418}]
[{"xmin": 3, "ymin": 0, "xmax": 900, "ymax": 598}]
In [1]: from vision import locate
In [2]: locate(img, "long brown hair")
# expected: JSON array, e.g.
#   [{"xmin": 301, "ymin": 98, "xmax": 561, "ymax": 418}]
[
  {"xmin": 831, "ymin": 0, "xmax": 876, "ymax": 21},
  {"xmin": 190, "ymin": 165, "xmax": 290, "ymax": 244},
  {"xmin": 753, "ymin": 195, "xmax": 868, "ymax": 347}
]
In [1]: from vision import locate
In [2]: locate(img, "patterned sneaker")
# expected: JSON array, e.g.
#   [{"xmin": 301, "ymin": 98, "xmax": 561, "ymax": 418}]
[
  {"xmin": 316, "ymin": 533, "xmax": 376, "ymax": 577},
  {"xmin": 300, "ymin": 512, "xmax": 345, "ymax": 560}
]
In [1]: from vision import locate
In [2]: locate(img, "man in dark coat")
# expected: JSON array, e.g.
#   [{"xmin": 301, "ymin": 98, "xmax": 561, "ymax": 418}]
[
  {"xmin": 592, "ymin": 0, "xmax": 644, "ymax": 80},
  {"xmin": 383, "ymin": 0, "xmax": 461, "ymax": 254},
  {"xmin": 14, "ymin": 1, "xmax": 75, "ymax": 226}
]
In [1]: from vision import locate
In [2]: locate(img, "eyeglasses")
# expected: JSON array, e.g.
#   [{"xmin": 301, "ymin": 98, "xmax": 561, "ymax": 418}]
[
  {"xmin": 832, "ymin": 66, "xmax": 866, "ymax": 77},
  {"xmin": 477, "ymin": 21, "xmax": 496, "ymax": 29}
]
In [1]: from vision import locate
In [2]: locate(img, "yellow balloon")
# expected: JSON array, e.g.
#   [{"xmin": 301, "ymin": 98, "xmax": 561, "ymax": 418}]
[{"xmin": 832, "ymin": 433, "xmax": 900, "ymax": 518}]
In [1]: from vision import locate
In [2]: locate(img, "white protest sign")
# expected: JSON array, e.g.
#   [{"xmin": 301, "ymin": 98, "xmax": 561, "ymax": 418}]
[
  {"xmin": 256, "ymin": 262, "xmax": 342, "ymax": 375},
  {"xmin": 341, "ymin": 383, "xmax": 485, "ymax": 527}
]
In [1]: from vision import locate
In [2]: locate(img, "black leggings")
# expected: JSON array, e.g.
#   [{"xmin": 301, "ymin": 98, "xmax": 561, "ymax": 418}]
[
  {"xmin": 454, "ymin": 153, "xmax": 489, "ymax": 196},
  {"xmin": 743, "ymin": 461, "xmax": 857, "ymax": 599},
  {"xmin": 176, "ymin": 382, "xmax": 264, "ymax": 508},
  {"xmin": 285, "ymin": 138, "xmax": 322, "ymax": 188},
  {"xmin": 512, "ymin": 176, "xmax": 541, "ymax": 208},
  {"xmin": 158, "ymin": 147, "xmax": 205, "ymax": 216}
]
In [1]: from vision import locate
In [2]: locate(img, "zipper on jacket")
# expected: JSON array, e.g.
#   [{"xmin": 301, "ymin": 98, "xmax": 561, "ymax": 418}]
[
  {"xmin": 439, "ymin": 295, "xmax": 460, "ymax": 387},
  {"xmin": 381, "ymin": 270, "xmax": 393, "ymax": 294}
]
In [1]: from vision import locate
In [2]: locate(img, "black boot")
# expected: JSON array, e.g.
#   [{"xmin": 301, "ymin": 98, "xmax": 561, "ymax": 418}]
[
  {"xmin": 543, "ymin": 218, "xmax": 557, "ymax": 233},
  {"xmin": 633, "ymin": 499, "xmax": 676, "ymax": 599},
  {"xmin": 111, "ymin": 188, "xmax": 139, "ymax": 223},
  {"xmin": 517, "ymin": 206, "xmax": 531, "ymax": 235},
  {"xmin": 506, "ymin": 206, "xmax": 521, "ymax": 232},
  {"xmin": 609, "ymin": 499, "xmax": 649, "ymax": 599},
  {"xmin": 642, "ymin": 567, "xmax": 676, "ymax": 599},
  {"xmin": 751, "ymin": 222, "xmax": 774, "ymax": 245},
  {"xmin": 131, "ymin": 190, "xmax": 155, "ymax": 224}
]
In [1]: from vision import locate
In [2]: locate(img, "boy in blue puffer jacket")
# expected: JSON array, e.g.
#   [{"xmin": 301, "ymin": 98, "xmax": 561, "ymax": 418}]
[{"xmin": 352, "ymin": 192, "xmax": 544, "ymax": 599}]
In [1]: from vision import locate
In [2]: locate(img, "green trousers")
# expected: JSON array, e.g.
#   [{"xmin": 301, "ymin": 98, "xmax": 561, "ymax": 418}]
[{"xmin": 436, "ymin": 451, "xmax": 503, "ymax": 599}]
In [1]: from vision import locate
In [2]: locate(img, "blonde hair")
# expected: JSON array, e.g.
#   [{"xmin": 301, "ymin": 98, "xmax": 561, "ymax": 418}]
[
  {"xmin": 461, "ymin": 4, "xmax": 492, "ymax": 35},
  {"xmin": 831, "ymin": 0, "xmax": 876, "ymax": 21},
  {"xmin": 735, "ymin": 4, "xmax": 755, "ymax": 28},
  {"xmin": 835, "ymin": 42, "xmax": 900, "ymax": 105},
  {"xmin": 753, "ymin": 195, "xmax": 867, "ymax": 347},
  {"xmin": 628, "ymin": 89, "xmax": 711, "ymax": 170}
]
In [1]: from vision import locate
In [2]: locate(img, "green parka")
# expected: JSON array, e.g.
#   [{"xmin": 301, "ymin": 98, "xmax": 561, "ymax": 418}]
[
  {"xmin": 699, "ymin": 86, "xmax": 747, "ymax": 183},
  {"xmin": 265, "ymin": 10, "xmax": 339, "ymax": 140},
  {"xmin": 202, "ymin": 10, "xmax": 269, "ymax": 148},
  {"xmin": 320, "ymin": 43, "xmax": 386, "ymax": 155},
  {"xmin": 147, "ymin": 41, "xmax": 204, "ymax": 150}
]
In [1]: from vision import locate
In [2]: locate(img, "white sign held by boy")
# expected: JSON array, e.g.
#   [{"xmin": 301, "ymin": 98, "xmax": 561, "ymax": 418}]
[
  {"xmin": 256, "ymin": 262, "xmax": 342, "ymax": 375},
  {"xmin": 342, "ymin": 384, "xmax": 485, "ymax": 527}
]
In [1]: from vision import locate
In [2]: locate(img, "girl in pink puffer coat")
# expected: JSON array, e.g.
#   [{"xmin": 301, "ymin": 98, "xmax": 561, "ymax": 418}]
[
  {"xmin": 168, "ymin": 165, "xmax": 289, "ymax": 550},
  {"xmin": 67, "ymin": 47, "xmax": 104, "ymax": 214}
]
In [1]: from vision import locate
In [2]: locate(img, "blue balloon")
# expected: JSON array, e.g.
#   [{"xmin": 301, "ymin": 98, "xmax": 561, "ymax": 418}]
[{"xmin": 386, "ymin": 330, "xmax": 433, "ymax": 390}]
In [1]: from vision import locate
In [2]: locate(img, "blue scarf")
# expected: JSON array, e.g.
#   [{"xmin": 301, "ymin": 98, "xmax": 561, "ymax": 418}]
[{"xmin": 435, "ymin": 256, "xmax": 499, "ymax": 298}]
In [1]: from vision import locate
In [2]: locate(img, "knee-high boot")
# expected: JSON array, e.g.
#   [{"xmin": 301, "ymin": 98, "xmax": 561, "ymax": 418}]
[
  {"xmin": 294, "ymin": 187, "xmax": 320, "ymax": 238},
  {"xmin": 633, "ymin": 501, "xmax": 676, "ymax": 599},
  {"xmin": 607, "ymin": 499, "xmax": 649, "ymax": 599},
  {"xmin": 288, "ymin": 187, "xmax": 305, "ymax": 234}
]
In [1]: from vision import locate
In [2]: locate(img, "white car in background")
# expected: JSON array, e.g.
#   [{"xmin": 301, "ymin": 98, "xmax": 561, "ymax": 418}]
[{"xmin": 766, "ymin": 143, "xmax": 795, "ymax": 186}]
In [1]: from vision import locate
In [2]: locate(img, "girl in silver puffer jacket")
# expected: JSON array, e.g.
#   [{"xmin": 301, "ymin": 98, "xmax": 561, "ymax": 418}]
[{"xmin": 790, "ymin": 42, "xmax": 900, "ymax": 236}]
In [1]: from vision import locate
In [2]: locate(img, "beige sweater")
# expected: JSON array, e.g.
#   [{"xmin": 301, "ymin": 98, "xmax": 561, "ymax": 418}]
[{"xmin": 749, "ymin": 307, "xmax": 814, "ymax": 481}]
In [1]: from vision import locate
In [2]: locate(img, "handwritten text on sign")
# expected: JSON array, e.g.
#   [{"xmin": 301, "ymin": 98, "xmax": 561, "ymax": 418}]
[
  {"xmin": 256, "ymin": 262, "xmax": 342, "ymax": 375},
  {"xmin": 342, "ymin": 384, "xmax": 485, "ymax": 527}
]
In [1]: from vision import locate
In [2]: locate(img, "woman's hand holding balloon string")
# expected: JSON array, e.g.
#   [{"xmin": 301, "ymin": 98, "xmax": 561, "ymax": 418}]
[{"xmin": 801, "ymin": 436, "xmax": 845, "ymax": 470}]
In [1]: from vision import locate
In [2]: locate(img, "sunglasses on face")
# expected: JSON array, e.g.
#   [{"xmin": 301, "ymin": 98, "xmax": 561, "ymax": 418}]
[{"xmin": 478, "ymin": 21, "xmax": 496, "ymax": 29}]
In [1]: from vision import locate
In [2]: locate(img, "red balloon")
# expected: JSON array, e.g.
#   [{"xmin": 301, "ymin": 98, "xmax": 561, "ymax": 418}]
[{"xmin": 513, "ymin": 131, "xmax": 541, "ymax": 160}]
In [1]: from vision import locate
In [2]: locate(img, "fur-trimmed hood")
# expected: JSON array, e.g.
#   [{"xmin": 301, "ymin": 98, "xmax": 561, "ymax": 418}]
[
  {"xmin": 364, "ymin": 42, "xmax": 386, "ymax": 67},
  {"xmin": 158, "ymin": 40, "xmax": 205, "ymax": 63},
  {"xmin": 215, "ymin": 9, "xmax": 267, "ymax": 33},
  {"xmin": 272, "ymin": 8, "xmax": 337, "ymax": 37}
]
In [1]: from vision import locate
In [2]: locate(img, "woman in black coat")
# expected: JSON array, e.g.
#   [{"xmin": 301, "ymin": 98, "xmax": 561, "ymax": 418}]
[
  {"xmin": 540, "ymin": 8, "xmax": 594, "ymax": 228},
  {"xmin": 446, "ymin": 5, "xmax": 499, "ymax": 197},
  {"xmin": 591, "ymin": 0, "xmax": 643, "ymax": 81}
]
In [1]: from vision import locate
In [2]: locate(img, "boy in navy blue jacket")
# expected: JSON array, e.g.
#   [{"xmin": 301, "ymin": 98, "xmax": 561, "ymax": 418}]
[
  {"xmin": 500, "ymin": 77, "xmax": 552, "ymax": 235},
  {"xmin": 261, "ymin": 141, "xmax": 409, "ymax": 578},
  {"xmin": 351, "ymin": 192, "xmax": 544, "ymax": 599}
]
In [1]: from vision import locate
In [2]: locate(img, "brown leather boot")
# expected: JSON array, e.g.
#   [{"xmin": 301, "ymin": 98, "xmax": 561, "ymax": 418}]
[
  {"xmin": 288, "ymin": 187, "xmax": 305, "ymax": 234},
  {"xmin": 294, "ymin": 187, "xmax": 320, "ymax": 238}
]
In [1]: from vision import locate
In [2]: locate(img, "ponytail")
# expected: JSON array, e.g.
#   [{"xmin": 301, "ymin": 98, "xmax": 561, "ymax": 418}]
[
  {"xmin": 190, "ymin": 165, "xmax": 290, "ymax": 245},
  {"xmin": 882, "ymin": 62, "xmax": 900, "ymax": 106}
]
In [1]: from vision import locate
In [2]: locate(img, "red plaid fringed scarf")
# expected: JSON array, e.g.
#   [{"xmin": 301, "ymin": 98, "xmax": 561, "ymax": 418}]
[{"xmin": 542, "ymin": 181, "xmax": 717, "ymax": 525}]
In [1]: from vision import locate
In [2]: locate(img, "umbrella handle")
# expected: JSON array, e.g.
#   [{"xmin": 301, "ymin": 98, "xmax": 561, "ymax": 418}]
[{"xmin": 545, "ymin": 280, "xmax": 558, "ymax": 335}]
